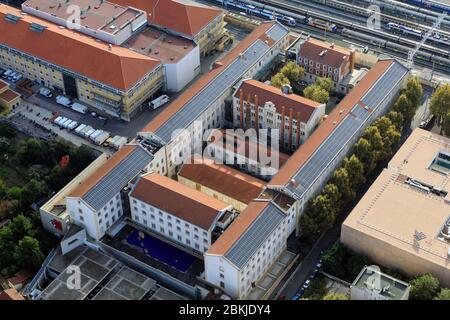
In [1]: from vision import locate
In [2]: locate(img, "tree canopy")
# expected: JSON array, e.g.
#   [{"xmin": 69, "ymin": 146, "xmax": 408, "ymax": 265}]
[
  {"xmin": 303, "ymin": 85, "xmax": 330, "ymax": 104},
  {"xmin": 410, "ymin": 274, "xmax": 440, "ymax": 300},
  {"xmin": 430, "ymin": 84, "xmax": 450, "ymax": 131}
]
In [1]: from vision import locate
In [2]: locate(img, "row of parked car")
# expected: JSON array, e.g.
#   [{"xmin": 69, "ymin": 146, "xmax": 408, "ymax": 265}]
[
  {"xmin": 0, "ymin": 68, "xmax": 23, "ymax": 83},
  {"xmin": 291, "ymin": 260, "xmax": 323, "ymax": 300}
]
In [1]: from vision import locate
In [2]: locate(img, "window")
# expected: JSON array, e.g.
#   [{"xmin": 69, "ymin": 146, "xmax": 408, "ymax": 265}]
[
  {"xmin": 220, "ymin": 273, "xmax": 225, "ymax": 279},
  {"xmin": 220, "ymin": 282, "xmax": 225, "ymax": 288}
]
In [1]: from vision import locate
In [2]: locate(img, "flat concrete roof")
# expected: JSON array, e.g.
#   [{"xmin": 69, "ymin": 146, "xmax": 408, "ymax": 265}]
[
  {"xmin": 343, "ymin": 129, "xmax": 450, "ymax": 268},
  {"xmin": 352, "ymin": 265, "xmax": 410, "ymax": 300},
  {"xmin": 124, "ymin": 27, "xmax": 196, "ymax": 64},
  {"xmin": 23, "ymin": 0, "xmax": 144, "ymax": 33}
]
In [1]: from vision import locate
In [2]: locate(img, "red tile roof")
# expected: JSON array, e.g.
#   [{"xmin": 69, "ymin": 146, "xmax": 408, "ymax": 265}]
[
  {"xmin": 0, "ymin": 5, "xmax": 160, "ymax": 91},
  {"xmin": 109, "ymin": 0, "xmax": 223, "ymax": 37},
  {"xmin": 0, "ymin": 80, "xmax": 8, "ymax": 91},
  {"xmin": 235, "ymin": 79, "xmax": 322, "ymax": 122},
  {"xmin": 0, "ymin": 89, "xmax": 20, "ymax": 102},
  {"xmin": 270, "ymin": 59, "xmax": 395, "ymax": 186},
  {"xmin": 141, "ymin": 22, "xmax": 279, "ymax": 134},
  {"xmin": 131, "ymin": 172, "xmax": 230, "ymax": 230},
  {"xmin": 178, "ymin": 157, "xmax": 266, "ymax": 205},
  {"xmin": 298, "ymin": 38, "xmax": 351, "ymax": 69}
]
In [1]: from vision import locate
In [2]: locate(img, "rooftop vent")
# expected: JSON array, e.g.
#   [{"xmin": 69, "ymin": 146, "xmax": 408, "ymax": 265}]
[
  {"xmin": 109, "ymin": 25, "xmax": 116, "ymax": 30},
  {"xmin": 330, "ymin": 43, "xmax": 335, "ymax": 48},
  {"xmin": 319, "ymin": 49, "xmax": 327, "ymax": 57},
  {"xmin": 29, "ymin": 22, "xmax": 47, "ymax": 33},
  {"xmin": 4, "ymin": 13, "xmax": 21, "ymax": 24},
  {"xmin": 108, "ymin": 44, "xmax": 112, "ymax": 50}
]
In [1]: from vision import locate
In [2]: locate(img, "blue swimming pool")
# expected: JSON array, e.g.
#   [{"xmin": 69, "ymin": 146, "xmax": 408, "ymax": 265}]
[{"xmin": 126, "ymin": 229, "xmax": 196, "ymax": 273}]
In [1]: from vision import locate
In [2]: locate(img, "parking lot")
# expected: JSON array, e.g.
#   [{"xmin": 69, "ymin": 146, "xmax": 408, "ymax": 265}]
[{"xmin": 8, "ymin": 102, "xmax": 111, "ymax": 155}]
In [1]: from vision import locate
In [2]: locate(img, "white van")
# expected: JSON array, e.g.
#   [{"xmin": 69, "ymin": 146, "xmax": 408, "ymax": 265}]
[{"xmin": 149, "ymin": 94, "xmax": 169, "ymax": 110}]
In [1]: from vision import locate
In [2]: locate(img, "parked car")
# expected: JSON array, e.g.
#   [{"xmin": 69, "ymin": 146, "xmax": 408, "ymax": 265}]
[
  {"xmin": 39, "ymin": 87, "xmax": 53, "ymax": 98},
  {"xmin": 302, "ymin": 279, "xmax": 311, "ymax": 289},
  {"xmin": 2, "ymin": 69, "xmax": 12, "ymax": 79}
]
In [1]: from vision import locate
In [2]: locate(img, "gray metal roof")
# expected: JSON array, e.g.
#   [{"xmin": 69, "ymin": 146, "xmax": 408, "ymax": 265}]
[
  {"xmin": 285, "ymin": 60, "xmax": 409, "ymax": 198},
  {"xmin": 225, "ymin": 202, "xmax": 286, "ymax": 269},
  {"xmin": 83, "ymin": 146, "xmax": 153, "ymax": 211},
  {"xmin": 265, "ymin": 23, "xmax": 288, "ymax": 42},
  {"xmin": 153, "ymin": 24, "xmax": 289, "ymax": 144}
]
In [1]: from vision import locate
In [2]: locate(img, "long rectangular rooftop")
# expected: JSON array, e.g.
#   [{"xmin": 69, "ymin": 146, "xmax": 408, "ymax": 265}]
[
  {"xmin": 270, "ymin": 59, "xmax": 409, "ymax": 197},
  {"xmin": 69, "ymin": 144, "xmax": 153, "ymax": 211},
  {"xmin": 140, "ymin": 22, "xmax": 289, "ymax": 144}
]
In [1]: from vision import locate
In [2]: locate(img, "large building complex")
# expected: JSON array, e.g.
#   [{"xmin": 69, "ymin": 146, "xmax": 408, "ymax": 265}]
[
  {"xmin": 232, "ymin": 79, "xmax": 325, "ymax": 151},
  {"xmin": 342, "ymin": 129, "xmax": 450, "ymax": 287},
  {"xmin": 110, "ymin": 0, "xmax": 226, "ymax": 56},
  {"xmin": 204, "ymin": 59, "xmax": 409, "ymax": 298},
  {"xmin": 0, "ymin": 0, "xmax": 225, "ymax": 121},
  {"xmin": 0, "ymin": 4, "xmax": 163, "ymax": 121},
  {"xmin": 34, "ymin": 2, "xmax": 411, "ymax": 297},
  {"xmin": 139, "ymin": 21, "xmax": 291, "ymax": 178}
]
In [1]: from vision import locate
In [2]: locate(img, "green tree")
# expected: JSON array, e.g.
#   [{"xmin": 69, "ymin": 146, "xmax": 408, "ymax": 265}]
[
  {"xmin": 443, "ymin": 112, "xmax": 450, "ymax": 137},
  {"xmin": 322, "ymin": 183, "xmax": 341, "ymax": 210},
  {"xmin": 430, "ymin": 84, "xmax": 450, "ymax": 131},
  {"xmin": 7, "ymin": 186, "xmax": 22, "ymax": 201},
  {"xmin": 280, "ymin": 61, "xmax": 304, "ymax": 83},
  {"xmin": 300, "ymin": 195, "xmax": 335, "ymax": 238},
  {"xmin": 315, "ymin": 77, "xmax": 333, "ymax": 93},
  {"xmin": 380, "ymin": 125, "xmax": 401, "ymax": 160},
  {"xmin": 0, "ymin": 178, "xmax": 6, "ymax": 199},
  {"xmin": 323, "ymin": 293, "xmax": 349, "ymax": 300},
  {"xmin": 17, "ymin": 138, "xmax": 49, "ymax": 165},
  {"xmin": 21, "ymin": 179, "xmax": 46, "ymax": 207},
  {"xmin": 0, "ymin": 137, "xmax": 11, "ymax": 154},
  {"xmin": 342, "ymin": 155, "xmax": 365, "ymax": 190},
  {"xmin": 8, "ymin": 214, "xmax": 35, "ymax": 240},
  {"xmin": 345, "ymin": 253, "xmax": 371, "ymax": 279},
  {"xmin": 410, "ymin": 274, "xmax": 440, "ymax": 300},
  {"xmin": 363, "ymin": 126, "xmax": 384, "ymax": 154},
  {"xmin": 322, "ymin": 242, "xmax": 347, "ymax": 278},
  {"xmin": 329, "ymin": 168, "xmax": 355, "ymax": 204},
  {"xmin": 393, "ymin": 93, "xmax": 414, "ymax": 120},
  {"xmin": 353, "ymin": 138, "xmax": 377, "ymax": 173},
  {"xmin": 303, "ymin": 278, "xmax": 328, "ymax": 300},
  {"xmin": 13, "ymin": 236, "xmax": 44, "ymax": 270},
  {"xmin": 271, "ymin": 73, "xmax": 290, "ymax": 89},
  {"xmin": 0, "ymin": 123, "xmax": 17, "ymax": 139},
  {"xmin": 386, "ymin": 111, "xmax": 404, "ymax": 132},
  {"xmin": 304, "ymin": 85, "xmax": 329, "ymax": 104},
  {"xmin": 404, "ymin": 76, "xmax": 423, "ymax": 110},
  {"xmin": 435, "ymin": 288, "xmax": 450, "ymax": 300}
]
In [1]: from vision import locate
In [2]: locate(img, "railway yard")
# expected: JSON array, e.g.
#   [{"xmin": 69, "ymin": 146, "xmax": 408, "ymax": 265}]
[{"xmin": 205, "ymin": 0, "xmax": 450, "ymax": 78}]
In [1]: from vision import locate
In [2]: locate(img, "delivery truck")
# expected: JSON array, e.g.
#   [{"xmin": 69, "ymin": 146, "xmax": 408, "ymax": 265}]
[
  {"xmin": 71, "ymin": 102, "xmax": 88, "ymax": 114},
  {"xmin": 149, "ymin": 94, "xmax": 169, "ymax": 110}
]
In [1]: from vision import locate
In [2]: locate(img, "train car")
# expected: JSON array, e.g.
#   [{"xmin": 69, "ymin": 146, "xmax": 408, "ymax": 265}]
[
  {"xmin": 341, "ymin": 28, "xmax": 387, "ymax": 46},
  {"xmin": 384, "ymin": 22, "xmax": 423, "ymax": 38},
  {"xmin": 307, "ymin": 17, "xmax": 338, "ymax": 31},
  {"xmin": 277, "ymin": 15, "xmax": 297, "ymax": 26}
]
